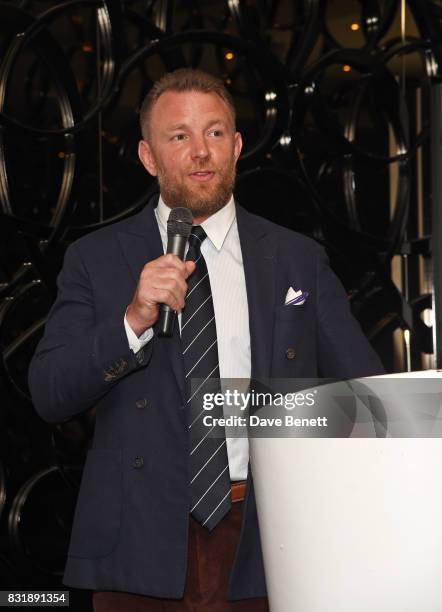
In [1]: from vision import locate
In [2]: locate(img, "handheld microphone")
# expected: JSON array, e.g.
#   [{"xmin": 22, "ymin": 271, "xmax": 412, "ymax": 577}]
[{"xmin": 158, "ymin": 207, "xmax": 193, "ymax": 337}]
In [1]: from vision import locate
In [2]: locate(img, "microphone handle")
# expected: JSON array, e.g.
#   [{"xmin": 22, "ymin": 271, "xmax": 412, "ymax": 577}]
[{"xmin": 158, "ymin": 234, "xmax": 188, "ymax": 337}]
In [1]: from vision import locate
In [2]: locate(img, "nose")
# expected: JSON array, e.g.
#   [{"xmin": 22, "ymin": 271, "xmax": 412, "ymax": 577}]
[{"xmin": 190, "ymin": 134, "xmax": 210, "ymax": 160}]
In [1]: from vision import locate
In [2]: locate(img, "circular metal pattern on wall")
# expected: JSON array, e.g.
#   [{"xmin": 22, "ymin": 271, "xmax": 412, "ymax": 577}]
[
  {"xmin": 0, "ymin": 461, "xmax": 6, "ymax": 523},
  {"xmin": 8, "ymin": 466, "xmax": 79, "ymax": 576}
]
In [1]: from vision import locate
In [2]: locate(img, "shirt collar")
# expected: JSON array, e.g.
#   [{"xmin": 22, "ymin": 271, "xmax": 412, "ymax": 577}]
[{"xmin": 156, "ymin": 195, "xmax": 235, "ymax": 251}]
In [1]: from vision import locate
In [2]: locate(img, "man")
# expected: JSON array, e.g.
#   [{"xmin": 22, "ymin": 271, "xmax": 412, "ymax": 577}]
[{"xmin": 28, "ymin": 68, "xmax": 384, "ymax": 611}]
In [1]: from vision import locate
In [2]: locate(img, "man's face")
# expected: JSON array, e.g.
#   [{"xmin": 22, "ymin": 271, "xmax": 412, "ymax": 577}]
[{"xmin": 138, "ymin": 90, "xmax": 242, "ymax": 220}]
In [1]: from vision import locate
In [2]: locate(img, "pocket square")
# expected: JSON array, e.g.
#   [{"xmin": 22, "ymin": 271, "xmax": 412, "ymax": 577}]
[{"xmin": 285, "ymin": 286, "xmax": 309, "ymax": 306}]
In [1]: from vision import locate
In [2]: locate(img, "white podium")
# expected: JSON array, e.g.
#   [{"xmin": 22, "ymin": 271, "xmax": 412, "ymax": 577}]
[{"xmin": 249, "ymin": 371, "xmax": 442, "ymax": 612}]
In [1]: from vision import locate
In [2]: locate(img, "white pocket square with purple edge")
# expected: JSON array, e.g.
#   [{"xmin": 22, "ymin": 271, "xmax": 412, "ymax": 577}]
[{"xmin": 285, "ymin": 287, "xmax": 309, "ymax": 306}]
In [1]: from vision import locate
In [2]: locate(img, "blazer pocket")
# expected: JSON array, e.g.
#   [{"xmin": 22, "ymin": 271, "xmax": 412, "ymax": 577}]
[
  {"xmin": 275, "ymin": 304, "xmax": 308, "ymax": 322},
  {"xmin": 68, "ymin": 449, "xmax": 122, "ymax": 559}
]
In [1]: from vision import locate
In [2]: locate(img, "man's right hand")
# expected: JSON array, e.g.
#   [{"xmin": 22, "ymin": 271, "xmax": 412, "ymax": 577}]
[{"xmin": 125, "ymin": 254, "xmax": 196, "ymax": 337}]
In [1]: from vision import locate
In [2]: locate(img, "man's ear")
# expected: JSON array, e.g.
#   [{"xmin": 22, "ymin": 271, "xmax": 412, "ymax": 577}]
[
  {"xmin": 138, "ymin": 140, "xmax": 158, "ymax": 176},
  {"xmin": 233, "ymin": 131, "xmax": 243, "ymax": 162}
]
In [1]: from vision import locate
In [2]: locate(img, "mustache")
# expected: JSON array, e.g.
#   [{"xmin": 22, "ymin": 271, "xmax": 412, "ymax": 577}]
[
  {"xmin": 187, "ymin": 161, "xmax": 219, "ymax": 173},
  {"xmin": 188, "ymin": 169, "xmax": 215, "ymax": 174}
]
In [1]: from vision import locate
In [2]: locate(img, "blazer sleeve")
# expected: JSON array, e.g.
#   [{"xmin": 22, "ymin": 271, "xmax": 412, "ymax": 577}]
[
  {"xmin": 28, "ymin": 241, "xmax": 153, "ymax": 424},
  {"xmin": 315, "ymin": 246, "xmax": 385, "ymax": 379}
]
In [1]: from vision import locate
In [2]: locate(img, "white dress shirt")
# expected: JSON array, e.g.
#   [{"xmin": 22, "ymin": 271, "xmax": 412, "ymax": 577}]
[{"xmin": 124, "ymin": 196, "xmax": 250, "ymax": 480}]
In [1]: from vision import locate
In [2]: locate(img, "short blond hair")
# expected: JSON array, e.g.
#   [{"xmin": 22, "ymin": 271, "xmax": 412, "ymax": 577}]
[{"xmin": 139, "ymin": 68, "xmax": 236, "ymax": 140}]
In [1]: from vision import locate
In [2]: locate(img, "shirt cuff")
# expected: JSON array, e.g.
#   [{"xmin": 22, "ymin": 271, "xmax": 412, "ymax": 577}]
[{"xmin": 124, "ymin": 311, "xmax": 154, "ymax": 353}]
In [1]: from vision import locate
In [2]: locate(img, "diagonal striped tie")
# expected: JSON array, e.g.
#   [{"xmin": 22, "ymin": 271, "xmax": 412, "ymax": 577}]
[{"xmin": 181, "ymin": 226, "xmax": 231, "ymax": 531}]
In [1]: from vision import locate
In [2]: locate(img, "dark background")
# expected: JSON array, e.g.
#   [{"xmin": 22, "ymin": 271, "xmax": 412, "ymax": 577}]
[{"xmin": 1, "ymin": 0, "xmax": 441, "ymax": 609}]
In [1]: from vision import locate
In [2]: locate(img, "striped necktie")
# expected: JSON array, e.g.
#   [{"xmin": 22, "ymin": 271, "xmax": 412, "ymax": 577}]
[{"xmin": 181, "ymin": 226, "xmax": 231, "ymax": 531}]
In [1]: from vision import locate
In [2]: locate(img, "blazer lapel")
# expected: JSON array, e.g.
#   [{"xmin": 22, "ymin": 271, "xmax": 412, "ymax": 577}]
[
  {"xmin": 117, "ymin": 196, "xmax": 186, "ymax": 403},
  {"xmin": 117, "ymin": 198, "xmax": 163, "ymax": 284},
  {"xmin": 236, "ymin": 204, "xmax": 277, "ymax": 381}
]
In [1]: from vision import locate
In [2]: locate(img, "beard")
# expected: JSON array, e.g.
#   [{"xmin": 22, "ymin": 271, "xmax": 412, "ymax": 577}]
[{"xmin": 155, "ymin": 159, "xmax": 236, "ymax": 218}]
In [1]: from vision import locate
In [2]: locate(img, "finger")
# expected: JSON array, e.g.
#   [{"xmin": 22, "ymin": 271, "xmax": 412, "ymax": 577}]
[
  {"xmin": 141, "ymin": 263, "xmax": 189, "ymax": 294},
  {"xmin": 150, "ymin": 269, "xmax": 188, "ymax": 297},
  {"xmin": 151, "ymin": 276, "xmax": 188, "ymax": 308},
  {"xmin": 147, "ymin": 286, "xmax": 183, "ymax": 311},
  {"xmin": 184, "ymin": 260, "xmax": 196, "ymax": 278},
  {"xmin": 150, "ymin": 253, "xmax": 187, "ymax": 273}
]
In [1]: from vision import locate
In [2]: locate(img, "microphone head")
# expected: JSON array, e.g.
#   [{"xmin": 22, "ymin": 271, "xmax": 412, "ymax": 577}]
[{"xmin": 167, "ymin": 207, "xmax": 193, "ymax": 237}]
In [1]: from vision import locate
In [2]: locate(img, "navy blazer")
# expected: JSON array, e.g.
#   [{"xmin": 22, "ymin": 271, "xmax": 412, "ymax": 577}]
[{"xmin": 28, "ymin": 196, "xmax": 384, "ymax": 599}]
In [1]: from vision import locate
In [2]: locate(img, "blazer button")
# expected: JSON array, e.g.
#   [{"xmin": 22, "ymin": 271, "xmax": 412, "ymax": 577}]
[
  {"xmin": 285, "ymin": 348, "xmax": 296, "ymax": 360},
  {"xmin": 133, "ymin": 456, "xmax": 144, "ymax": 469},
  {"xmin": 135, "ymin": 398, "xmax": 147, "ymax": 409}
]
